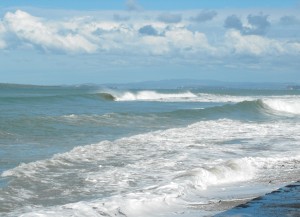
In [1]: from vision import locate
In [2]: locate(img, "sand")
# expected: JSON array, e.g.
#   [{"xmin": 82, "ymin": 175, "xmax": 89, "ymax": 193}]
[{"xmin": 214, "ymin": 181, "xmax": 300, "ymax": 217}]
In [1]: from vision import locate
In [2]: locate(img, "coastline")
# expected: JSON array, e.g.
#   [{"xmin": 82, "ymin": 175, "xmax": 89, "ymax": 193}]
[{"xmin": 214, "ymin": 181, "xmax": 300, "ymax": 217}]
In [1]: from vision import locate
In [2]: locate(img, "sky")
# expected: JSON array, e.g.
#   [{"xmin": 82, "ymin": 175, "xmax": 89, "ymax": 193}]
[{"xmin": 0, "ymin": 0, "xmax": 300, "ymax": 85}]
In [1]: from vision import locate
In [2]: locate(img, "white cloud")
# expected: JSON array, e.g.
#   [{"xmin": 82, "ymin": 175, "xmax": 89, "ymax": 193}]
[
  {"xmin": 191, "ymin": 10, "xmax": 217, "ymax": 23},
  {"xmin": 157, "ymin": 13, "xmax": 182, "ymax": 24},
  {"xmin": 141, "ymin": 36, "xmax": 170, "ymax": 55},
  {"xmin": 0, "ymin": 9, "xmax": 299, "ymax": 63},
  {"xmin": 286, "ymin": 41, "xmax": 300, "ymax": 53},
  {"xmin": 225, "ymin": 30, "xmax": 284, "ymax": 56},
  {"xmin": 0, "ymin": 22, "xmax": 7, "ymax": 49},
  {"xmin": 224, "ymin": 14, "xmax": 270, "ymax": 35},
  {"xmin": 165, "ymin": 28, "xmax": 215, "ymax": 54},
  {"xmin": 4, "ymin": 10, "xmax": 97, "ymax": 53},
  {"xmin": 279, "ymin": 16, "xmax": 300, "ymax": 25}
]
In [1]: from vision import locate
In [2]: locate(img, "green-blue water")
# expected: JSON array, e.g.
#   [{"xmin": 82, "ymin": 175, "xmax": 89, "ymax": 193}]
[{"xmin": 0, "ymin": 84, "xmax": 299, "ymax": 216}]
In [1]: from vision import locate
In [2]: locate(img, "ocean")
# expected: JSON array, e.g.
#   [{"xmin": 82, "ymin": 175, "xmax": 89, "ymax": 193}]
[{"xmin": 0, "ymin": 83, "xmax": 299, "ymax": 216}]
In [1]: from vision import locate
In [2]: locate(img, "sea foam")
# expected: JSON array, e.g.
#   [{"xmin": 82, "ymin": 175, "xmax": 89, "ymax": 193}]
[
  {"xmin": 2, "ymin": 119, "xmax": 300, "ymax": 216},
  {"xmin": 14, "ymin": 155, "xmax": 300, "ymax": 217},
  {"xmin": 114, "ymin": 91, "xmax": 197, "ymax": 101},
  {"xmin": 262, "ymin": 98, "xmax": 300, "ymax": 115}
]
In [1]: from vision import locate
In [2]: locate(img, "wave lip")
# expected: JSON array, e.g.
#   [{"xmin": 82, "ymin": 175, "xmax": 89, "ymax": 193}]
[
  {"xmin": 96, "ymin": 93, "xmax": 116, "ymax": 101},
  {"xmin": 113, "ymin": 91, "xmax": 197, "ymax": 101},
  {"xmin": 262, "ymin": 99, "xmax": 300, "ymax": 115}
]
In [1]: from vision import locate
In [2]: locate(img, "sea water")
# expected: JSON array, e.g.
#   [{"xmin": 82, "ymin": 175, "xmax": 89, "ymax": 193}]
[{"xmin": 0, "ymin": 84, "xmax": 299, "ymax": 216}]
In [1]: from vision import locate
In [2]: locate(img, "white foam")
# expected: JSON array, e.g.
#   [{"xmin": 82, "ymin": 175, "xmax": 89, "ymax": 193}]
[
  {"xmin": 262, "ymin": 98, "xmax": 300, "ymax": 115},
  {"xmin": 193, "ymin": 93, "xmax": 255, "ymax": 103},
  {"xmin": 110, "ymin": 91, "xmax": 300, "ymax": 106},
  {"xmin": 3, "ymin": 119, "xmax": 300, "ymax": 216},
  {"xmin": 16, "ymin": 157, "xmax": 257, "ymax": 217},
  {"xmin": 111, "ymin": 90, "xmax": 265, "ymax": 103},
  {"xmin": 15, "ymin": 155, "xmax": 300, "ymax": 217},
  {"xmin": 114, "ymin": 90, "xmax": 197, "ymax": 101},
  {"xmin": 3, "ymin": 119, "xmax": 300, "ymax": 179},
  {"xmin": 113, "ymin": 90, "xmax": 259, "ymax": 102}
]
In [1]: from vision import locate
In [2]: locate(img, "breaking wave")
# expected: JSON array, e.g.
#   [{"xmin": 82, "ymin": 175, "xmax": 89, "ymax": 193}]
[
  {"xmin": 112, "ymin": 90, "xmax": 198, "ymax": 101},
  {"xmin": 2, "ymin": 118, "xmax": 300, "ymax": 216},
  {"xmin": 97, "ymin": 90, "xmax": 257, "ymax": 102},
  {"xmin": 262, "ymin": 99, "xmax": 300, "ymax": 115}
]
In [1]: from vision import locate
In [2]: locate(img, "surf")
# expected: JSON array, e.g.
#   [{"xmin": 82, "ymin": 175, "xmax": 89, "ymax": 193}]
[
  {"xmin": 261, "ymin": 98, "xmax": 300, "ymax": 115},
  {"xmin": 112, "ymin": 90, "xmax": 197, "ymax": 101}
]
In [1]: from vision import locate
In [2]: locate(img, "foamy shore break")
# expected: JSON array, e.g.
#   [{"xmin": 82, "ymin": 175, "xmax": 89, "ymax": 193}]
[{"xmin": 215, "ymin": 181, "xmax": 300, "ymax": 217}]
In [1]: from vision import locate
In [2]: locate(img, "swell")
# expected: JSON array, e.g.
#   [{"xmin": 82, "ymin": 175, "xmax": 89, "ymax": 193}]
[
  {"xmin": 158, "ymin": 100, "xmax": 268, "ymax": 121},
  {"xmin": 0, "ymin": 84, "xmax": 107, "ymax": 103},
  {"xmin": 0, "ymin": 99, "xmax": 292, "ymax": 136},
  {"xmin": 0, "ymin": 93, "xmax": 115, "ymax": 103},
  {"xmin": 162, "ymin": 99, "xmax": 300, "ymax": 120}
]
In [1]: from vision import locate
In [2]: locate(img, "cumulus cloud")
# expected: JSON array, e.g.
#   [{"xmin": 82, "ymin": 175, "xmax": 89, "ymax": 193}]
[
  {"xmin": 279, "ymin": 16, "xmax": 300, "ymax": 25},
  {"xmin": 0, "ymin": 22, "xmax": 7, "ymax": 49},
  {"xmin": 4, "ymin": 10, "xmax": 97, "ymax": 53},
  {"xmin": 245, "ymin": 14, "xmax": 270, "ymax": 35},
  {"xmin": 113, "ymin": 14, "xmax": 130, "ymax": 22},
  {"xmin": 139, "ymin": 28, "xmax": 215, "ymax": 56},
  {"xmin": 191, "ymin": 10, "xmax": 217, "ymax": 23},
  {"xmin": 225, "ymin": 30, "xmax": 284, "ymax": 56},
  {"xmin": 165, "ymin": 28, "xmax": 215, "ymax": 54},
  {"xmin": 125, "ymin": 0, "xmax": 143, "ymax": 11},
  {"xmin": 140, "ymin": 36, "xmax": 169, "ymax": 55},
  {"xmin": 224, "ymin": 14, "xmax": 270, "ymax": 35},
  {"xmin": 157, "ymin": 13, "xmax": 182, "ymax": 24},
  {"xmin": 138, "ymin": 25, "xmax": 159, "ymax": 36},
  {"xmin": 224, "ymin": 15, "xmax": 243, "ymax": 30},
  {"xmin": 0, "ymin": 9, "xmax": 299, "ymax": 62}
]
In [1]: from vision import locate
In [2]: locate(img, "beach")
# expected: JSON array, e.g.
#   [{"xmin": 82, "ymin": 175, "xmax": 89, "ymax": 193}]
[{"xmin": 216, "ymin": 181, "xmax": 300, "ymax": 217}]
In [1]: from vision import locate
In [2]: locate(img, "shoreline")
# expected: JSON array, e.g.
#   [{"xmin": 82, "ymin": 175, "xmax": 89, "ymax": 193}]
[{"xmin": 214, "ymin": 181, "xmax": 300, "ymax": 217}]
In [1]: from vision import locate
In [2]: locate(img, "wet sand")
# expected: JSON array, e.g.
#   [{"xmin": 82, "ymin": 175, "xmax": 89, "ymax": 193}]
[{"xmin": 214, "ymin": 181, "xmax": 300, "ymax": 217}]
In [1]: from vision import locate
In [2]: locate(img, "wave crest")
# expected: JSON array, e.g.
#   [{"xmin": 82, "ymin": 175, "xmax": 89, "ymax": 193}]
[
  {"xmin": 113, "ymin": 91, "xmax": 197, "ymax": 101},
  {"xmin": 262, "ymin": 99, "xmax": 300, "ymax": 115}
]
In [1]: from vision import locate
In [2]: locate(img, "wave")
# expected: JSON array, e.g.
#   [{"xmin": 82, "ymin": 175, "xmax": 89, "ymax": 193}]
[
  {"xmin": 2, "ymin": 98, "xmax": 298, "ymax": 140},
  {"xmin": 170, "ymin": 98, "xmax": 300, "ymax": 118},
  {"xmin": 96, "ymin": 93, "xmax": 116, "ymax": 101},
  {"xmin": 262, "ymin": 99, "xmax": 300, "ymax": 115},
  {"xmin": 155, "ymin": 100, "xmax": 268, "ymax": 121},
  {"xmin": 96, "ymin": 91, "xmax": 300, "ymax": 107},
  {"xmin": 2, "ymin": 99, "xmax": 297, "ymax": 137},
  {"xmin": 96, "ymin": 90, "xmax": 257, "ymax": 102},
  {"xmin": 53, "ymin": 99, "xmax": 300, "ymax": 124},
  {"xmin": 2, "ymin": 84, "xmax": 299, "ymax": 107},
  {"xmin": 111, "ymin": 90, "xmax": 198, "ymax": 101},
  {"xmin": 6, "ymin": 155, "xmax": 300, "ymax": 217},
  {"xmin": 2, "ymin": 118, "xmax": 300, "ymax": 214},
  {"xmin": 13, "ymin": 157, "xmax": 260, "ymax": 217}
]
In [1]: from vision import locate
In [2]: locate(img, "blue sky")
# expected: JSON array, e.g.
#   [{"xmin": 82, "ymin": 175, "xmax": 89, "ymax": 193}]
[
  {"xmin": 0, "ymin": 0, "xmax": 300, "ymax": 84},
  {"xmin": 1, "ymin": 0, "xmax": 299, "ymax": 10}
]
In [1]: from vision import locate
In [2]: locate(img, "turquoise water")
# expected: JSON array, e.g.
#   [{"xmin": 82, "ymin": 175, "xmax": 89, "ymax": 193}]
[{"xmin": 0, "ymin": 84, "xmax": 299, "ymax": 216}]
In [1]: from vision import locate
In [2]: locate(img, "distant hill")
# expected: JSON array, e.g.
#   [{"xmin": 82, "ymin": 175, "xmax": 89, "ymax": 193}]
[
  {"xmin": 1, "ymin": 80, "xmax": 299, "ymax": 90},
  {"xmin": 104, "ymin": 79, "xmax": 299, "ymax": 90}
]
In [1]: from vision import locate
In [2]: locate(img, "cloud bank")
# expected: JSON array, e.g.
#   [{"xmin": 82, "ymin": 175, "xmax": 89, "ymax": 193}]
[
  {"xmin": 3, "ymin": 10, "xmax": 97, "ymax": 53},
  {"xmin": 224, "ymin": 13, "xmax": 270, "ymax": 35},
  {"xmin": 0, "ymin": 9, "xmax": 299, "ymax": 62},
  {"xmin": 191, "ymin": 10, "xmax": 217, "ymax": 23},
  {"xmin": 157, "ymin": 13, "xmax": 182, "ymax": 23}
]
